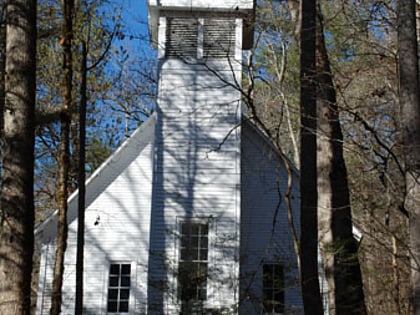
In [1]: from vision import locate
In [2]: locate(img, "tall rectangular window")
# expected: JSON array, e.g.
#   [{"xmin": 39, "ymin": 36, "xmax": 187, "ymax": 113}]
[
  {"xmin": 178, "ymin": 222, "xmax": 209, "ymax": 304},
  {"xmin": 262, "ymin": 264, "xmax": 285, "ymax": 314},
  {"xmin": 107, "ymin": 263, "xmax": 131, "ymax": 313}
]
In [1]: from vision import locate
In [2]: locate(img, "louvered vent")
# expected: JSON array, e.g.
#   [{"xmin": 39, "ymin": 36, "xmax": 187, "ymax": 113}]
[
  {"xmin": 166, "ymin": 18, "xmax": 198, "ymax": 58},
  {"xmin": 203, "ymin": 18, "xmax": 236, "ymax": 58}
]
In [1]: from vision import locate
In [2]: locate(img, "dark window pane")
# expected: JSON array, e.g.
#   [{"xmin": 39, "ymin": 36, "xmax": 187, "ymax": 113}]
[
  {"xmin": 200, "ymin": 249, "xmax": 208, "ymax": 260},
  {"xmin": 201, "ymin": 224, "xmax": 208, "ymax": 235},
  {"xmin": 107, "ymin": 301, "xmax": 118, "ymax": 312},
  {"xmin": 120, "ymin": 289, "xmax": 130, "ymax": 300},
  {"xmin": 119, "ymin": 301, "xmax": 129, "ymax": 312},
  {"xmin": 200, "ymin": 236, "xmax": 208, "ymax": 249},
  {"xmin": 109, "ymin": 276, "xmax": 119, "ymax": 287},
  {"xmin": 191, "ymin": 236, "xmax": 199, "ymax": 247},
  {"xmin": 191, "ymin": 224, "xmax": 199, "ymax": 235},
  {"xmin": 110, "ymin": 264, "xmax": 119, "ymax": 275},
  {"xmin": 199, "ymin": 288, "xmax": 207, "ymax": 300},
  {"xmin": 190, "ymin": 249, "xmax": 198, "ymax": 260},
  {"xmin": 181, "ymin": 224, "xmax": 189, "ymax": 235},
  {"xmin": 180, "ymin": 248, "xmax": 188, "ymax": 260},
  {"xmin": 121, "ymin": 264, "xmax": 131, "ymax": 275},
  {"xmin": 262, "ymin": 264, "xmax": 284, "ymax": 313},
  {"xmin": 180, "ymin": 235, "xmax": 188, "ymax": 247},
  {"xmin": 108, "ymin": 289, "xmax": 118, "ymax": 299},
  {"xmin": 121, "ymin": 276, "xmax": 130, "ymax": 287}
]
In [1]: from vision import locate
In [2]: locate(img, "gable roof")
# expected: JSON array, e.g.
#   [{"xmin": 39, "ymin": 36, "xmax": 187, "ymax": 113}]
[
  {"xmin": 35, "ymin": 114, "xmax": 156, "ymax": 239},
  {"xmin": 35, "ymin": 113, "xmax": 300, "ymax": 240}
]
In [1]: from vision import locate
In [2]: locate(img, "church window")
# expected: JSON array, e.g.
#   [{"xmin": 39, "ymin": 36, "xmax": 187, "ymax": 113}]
[
  {"xmin": 107, "ymin": 263, "xmax": 131, "ymax": 313},
  {"xmin": 262, "ymin": 263, "xmax": 285, "ymax": 314},
  {"xmin": 178, "ymin": 222, "xmax": 209, "ymax": 305}
]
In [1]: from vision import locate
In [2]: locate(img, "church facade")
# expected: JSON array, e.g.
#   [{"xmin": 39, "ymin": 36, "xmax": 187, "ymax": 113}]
[{"xmin": 35, "ymin": 1, "xmax": 303, "ymax": 314}]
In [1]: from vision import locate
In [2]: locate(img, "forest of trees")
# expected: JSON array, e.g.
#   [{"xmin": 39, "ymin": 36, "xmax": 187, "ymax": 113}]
[{"xmin": 0, "ymin": 0, "xmax": 419, "ymax": 314}]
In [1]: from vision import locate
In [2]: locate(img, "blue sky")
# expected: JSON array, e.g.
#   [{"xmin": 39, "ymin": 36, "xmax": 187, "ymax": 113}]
[{"xmin": 123, "ymin": 0, "xmax": 150, "ymax": 45}]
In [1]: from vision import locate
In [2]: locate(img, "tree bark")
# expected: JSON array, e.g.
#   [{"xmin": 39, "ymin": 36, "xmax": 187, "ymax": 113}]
[
  {"xmin": 0, "ymin": 0, "xmax": 36, "ymax": 314},
  {"xmin": 315, "ymin": 4, "xmax": 366, "ymax": 315},
  {"xmin": 397, "ymin": 1, "xmax": 420, "ymax": 314},
  {"xmin": 299, "ymin": 0, "xmax": 324, "ymax": 313},
  {"xmin": 75, "ymin": 39, "xmax": 87, "ymax": 315},
  {"xmin": 50, "ymin": 0, "xmax": 73, "ymax": 313},
  {"xmin": 0, "ymin": 2, "xmax": 5, "ymax": 139}
]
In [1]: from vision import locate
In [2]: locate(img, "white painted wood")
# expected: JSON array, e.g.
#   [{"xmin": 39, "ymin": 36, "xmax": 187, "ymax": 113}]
[
  {"xmin": 149, "ymin": 62, "xmax": 242, "ymax": 313},
  {"xmin": 35, "ymin": 1, "xmax": 305, "ymax": 314},
  {"xmin": 148, "ymin": 1, "xmax": 254, "ymax": 50},
  {"xmin": 240, "ymin": 121, "xmax": 304, "ymax": 315},
  {"xmin": 35, "ymin": 116, "xmax": 156, "ymax": 315}
]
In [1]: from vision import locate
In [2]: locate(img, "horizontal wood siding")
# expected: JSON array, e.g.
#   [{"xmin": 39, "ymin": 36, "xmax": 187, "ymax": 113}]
[
  {"xmin": 36, "ymin": 118, "xmax": 155, "ymax": 314},
  {"xmin": 239, "ymin": 123, "xmax": 303, "ymax": 314},
  {"xmin": 36, "ymin": 243, "xmax": 54, "ymax": 315},
  {"xmin": 149, "ymin": 46, "xmax": 242, "ymax": 311}
]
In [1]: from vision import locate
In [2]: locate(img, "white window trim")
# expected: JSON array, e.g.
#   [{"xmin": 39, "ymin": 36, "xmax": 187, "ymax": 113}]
[
  {"xmin": 197, "ymin": 18, "xmax": 204, "ymax": 59},
  {"xmin": 173, "ymin": 217, "xmax": 216, "ymax": 311},
  {"xmin": 104, "ymin": 261, "xmax": 137, "ymax": 315},
  {"xmin": 158, "ymin": 16, "xmax": 167, "ymax": 59}
]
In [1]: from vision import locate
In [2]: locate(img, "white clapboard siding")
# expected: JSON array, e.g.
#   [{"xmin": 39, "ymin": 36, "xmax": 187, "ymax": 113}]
[
  {"xmin": 34, "ymin": 1, "xmax": 305, "ymax": 314},
  {"xmin": 35, "ymin": 115, "xmax": 156, "ymax": 315},
  {"xmin": 146, "ymin": 12, "xmax": 243, "ymax": 313},
  {"xmin": 239, "ymin": 121, "xmax": 304, "ymax": 315}
]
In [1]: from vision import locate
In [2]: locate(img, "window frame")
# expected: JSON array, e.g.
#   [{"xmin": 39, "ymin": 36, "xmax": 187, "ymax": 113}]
[
  {"xmin": 106, "ymin": 262, "xmax": 134, "ymax": 314},
  {"xmin": 177, "ymin": 220, "xmax": 210, "ymax": 310},
  {"xmin": 262, "ymin": 263, "xmax": 285, "ymax": 315}
]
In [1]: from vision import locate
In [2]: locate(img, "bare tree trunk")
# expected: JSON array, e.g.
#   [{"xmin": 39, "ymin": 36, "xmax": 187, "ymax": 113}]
[
  {"xmin": 0, "ymin": 1, "xmax": 5, "ymax": 140},
  {"xmin": 50, "ymin": 0, "xmax": 73, "ymax": 313},
  {"xmin": 75, "ymin": 39, "xmax": 87, "ymax": 315},
  {"xmin": 0, "ymin": 0, "xmax": 36, "ymax": 314},
  {"xmin": 299, "ymin": 0, "xmax": 324, "ymax": 313},
  {"xmin": 397, "ymin": 1, "xmax": 420, "ymax": 314},
  {"xmin": 315, "ymin": 4, "xmax": 366, "ymax": 315}
]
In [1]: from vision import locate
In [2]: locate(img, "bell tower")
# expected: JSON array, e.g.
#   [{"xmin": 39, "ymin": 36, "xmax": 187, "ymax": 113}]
[{"xmin": 147, "ymin": 1, "xmax": 255, "ymax": 314}]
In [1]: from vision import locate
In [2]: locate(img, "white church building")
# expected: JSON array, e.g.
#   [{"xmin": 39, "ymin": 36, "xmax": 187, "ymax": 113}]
[{"xmin": 35, "ymin": 1, "xmax": 303, "ymax": 314}]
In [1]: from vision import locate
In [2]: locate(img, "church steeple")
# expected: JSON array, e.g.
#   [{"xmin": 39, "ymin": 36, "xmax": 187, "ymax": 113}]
[
  {"xmin": 147, "ymin": 0, "xmax": 255, "ymax": 52},
  {"xmin": 146, "ymin": 1, "xmax": 254, "ymax": 313}
]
